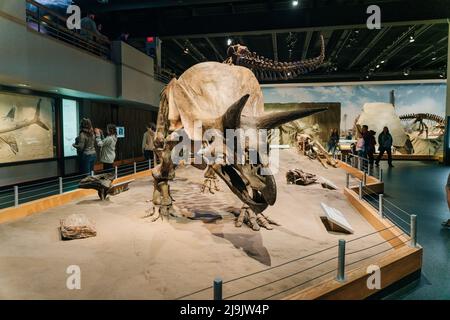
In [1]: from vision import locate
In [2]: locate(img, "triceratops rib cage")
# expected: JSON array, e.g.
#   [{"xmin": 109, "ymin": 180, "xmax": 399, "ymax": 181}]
[
  {"xmin": 399, "ymin": 113, "xmax": 446, "ymax": 126},
  {"xmin": 225, "ymin": 34, "xmax": 325, "ymax": 81}
]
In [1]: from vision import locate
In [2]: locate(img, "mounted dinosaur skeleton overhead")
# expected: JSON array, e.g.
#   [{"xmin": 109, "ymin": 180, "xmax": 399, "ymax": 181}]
[
  {"xmin": 224, "ymin": 35, "xmax": 325, "ymax": 81},
  {"xmin": 146, "ymin": 36, "xmax": 326, "ymax": 230}
]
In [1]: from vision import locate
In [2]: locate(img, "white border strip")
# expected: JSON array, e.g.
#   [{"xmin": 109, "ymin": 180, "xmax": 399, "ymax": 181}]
[{"xmin": 261, "ymin": 79, "xmax": 446, "ymax": 88}]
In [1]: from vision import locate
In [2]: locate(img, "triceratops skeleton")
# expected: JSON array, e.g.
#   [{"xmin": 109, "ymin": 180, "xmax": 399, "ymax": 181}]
[{"xmin": 148, "ymin": 40, "xmax": 326, "ymax": 230}]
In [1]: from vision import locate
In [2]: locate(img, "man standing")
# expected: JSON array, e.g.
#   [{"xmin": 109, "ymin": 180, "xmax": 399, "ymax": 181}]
[
  {"xmin": 142, "ymin": 123, "xmax": 156, "ymax": 166},
  {"xmin": 80, "ymin": 12, "xmax": 101, "ymax": 42},
  {"xmin": 375, "ymin": 126, "xmax": 394, "ymax": 167}
]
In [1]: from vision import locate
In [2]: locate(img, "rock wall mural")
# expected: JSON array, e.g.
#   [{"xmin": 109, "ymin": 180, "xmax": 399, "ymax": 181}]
[{"xmin": 262, "ymin": 83, "xmax": 446, "ymax": 156}]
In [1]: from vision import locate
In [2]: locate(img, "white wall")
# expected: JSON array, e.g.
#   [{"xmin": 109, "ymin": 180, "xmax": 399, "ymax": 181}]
[
  {"xmin": 0, "ymin": 1, "xmax": 164, "ymax": 107},
  {"xmin": 114, "ymin": 42, "xmax": 165, "ymax": 107}
]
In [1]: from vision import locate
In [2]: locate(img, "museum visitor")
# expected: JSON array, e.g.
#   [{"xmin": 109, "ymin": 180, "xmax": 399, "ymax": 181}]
[
  {"xmin": 376, "ymin": 126, "xmax": 394, "ymax": 168},
  {"xmin": 142, "ymin": 123, "xmax": 156, "ymax": 166},
  {"xmin": 73, "ymin": 118, "xmax": 97, "ymax": 174},
  {"xmin": 95, "ymin": 124, "xmax": 118, "ymax": 171}
]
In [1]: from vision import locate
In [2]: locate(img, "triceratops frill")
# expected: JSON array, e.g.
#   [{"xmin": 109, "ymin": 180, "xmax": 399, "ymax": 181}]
[{"xmin": 149, "ymin": 58, "xmax": 326, "ymax": 230}]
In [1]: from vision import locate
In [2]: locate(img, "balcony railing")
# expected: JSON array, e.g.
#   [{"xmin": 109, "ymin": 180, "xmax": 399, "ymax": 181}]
[{"xmin": 25, "ymin": 0, "xmax": 111, "ymax": 59}]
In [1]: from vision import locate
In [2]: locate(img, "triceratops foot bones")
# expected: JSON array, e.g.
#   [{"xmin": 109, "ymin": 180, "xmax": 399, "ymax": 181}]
[
  {"xmin": 201, "ymin": 178, "xmax": 220, "ymax": 194},
  {"xmin": 236, "ymin": 206, "xmax": 280, "ymax": 231}
]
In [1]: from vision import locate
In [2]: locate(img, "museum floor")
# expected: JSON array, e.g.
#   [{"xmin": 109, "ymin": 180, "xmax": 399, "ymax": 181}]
[
  {"xmin": 0, "ymin": 149, "xmax": 393, "ymax": 300},
  {"xmin": 381, "ymin": 161, "xmax": 450, "ymax": 300}
]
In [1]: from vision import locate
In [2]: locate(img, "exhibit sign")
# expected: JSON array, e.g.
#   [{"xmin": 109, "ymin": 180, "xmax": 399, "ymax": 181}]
[
  {"xmin": 62, "ymin": 99, "xmax": 79, "ymax": 157},
  {"xmin": 0, "ymin": 92, "xmax": 55, "ymax": 164},
  {"xmin": 117, "ymin": 126, "xmax": 125, "ymax": 138}
]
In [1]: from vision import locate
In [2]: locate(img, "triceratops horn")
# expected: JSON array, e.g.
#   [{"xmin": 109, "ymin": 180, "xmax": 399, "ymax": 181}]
[
  {"xmin": 222, "ymin": 94, "xmax": 250, "ymax": 130},
  {"xmin": 256, "ymin": 107, "xmax": 327, "ymax": 129}
]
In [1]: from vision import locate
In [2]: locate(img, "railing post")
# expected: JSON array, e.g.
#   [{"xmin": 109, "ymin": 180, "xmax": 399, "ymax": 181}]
[
  {"xmin": 346, "ymin": 173, "xmax": 350, "ymax": 188},
  {"xmin": 115, "ymin": 166, "xmax": 118, "ymax": 179},
  {"xmin": 358, "ymin": 157, "xmax": 362, "ymax": 171},
  {"xmin": 91, "ymin": 171, "xmax": 94, "ymax": 177},
  {"xmin": 134, "ymin": 162, "xmax": 137, "ymax": 174},
  {"xmin": 359, "ymin": 181, "xmax": 363, "ymax": 200},
  {"xmin": 336, "ymin": 239, "xmax": 346, "ymax": 282},
  {"xmin": 363, "ymin": 172, "xmax": 367, "ymax": 186},
  {"xmin": 379, "ymin": 168, "xmax": 383, "ymax": 182},
  {"xmin": 149, "ymin": 160, "xmax": 152, "ymax": 170},
  {"xmin": 379, "ymin": 194, "xmax": 384, "ymax": 218},
  {"xmin": 59, "ymin": 177, "xmax": 63, "ymax": 194},
  {"xmin": 37, "ymin": 6, "xmax": 40, "ymax": 33},
  {"xmin": 14, "ymin": 186, "xmax": 19, "ymax": 207},
  {"xmin": 410, "ymin": 215, "xmax": 417, "ymax": 248},
  {"xmin": 213, "ymin": 278, "xmax": 222, "ymax": 300}
]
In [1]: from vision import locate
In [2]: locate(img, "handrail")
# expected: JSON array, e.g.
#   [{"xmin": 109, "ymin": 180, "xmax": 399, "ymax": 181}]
[{"xmin": 26, "ymin": 0, "xmax": 111, "ymax": 59}]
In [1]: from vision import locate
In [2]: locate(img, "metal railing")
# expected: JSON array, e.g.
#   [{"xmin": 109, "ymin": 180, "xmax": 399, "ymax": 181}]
[
  {"xmin": 0, "ymin": 159, "xmax": 154, "ymax": 210},
  {"xmin": 26, "ymin": 0, "xmax": 111, "ymax": 59},
  {"xmin": 175, "ymin": 221, "xmax": 414, "ymax": 300},
  {"xmin": 341, "ymin": 153, "xmax": 383, "ymax": 181},
  {"xmin": 172, "ymin": 153, "xmax": 418, "ymax": 300}
]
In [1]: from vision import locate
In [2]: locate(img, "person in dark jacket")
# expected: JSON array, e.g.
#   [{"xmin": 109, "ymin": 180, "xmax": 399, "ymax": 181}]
[
  {"xmin": 327, "ymin": 128, "xmax": 339, "ymax": 156},
  {"xmin": 73, "ymin": 118, "xmax": 97, "ymax": 174},
  {"xmin": 375, "ymin": 126, "xmax": 394, "ymax": 167},
  {"xmin": 366, "ymin": 130, "xmax": 377, "ymax": 167}
]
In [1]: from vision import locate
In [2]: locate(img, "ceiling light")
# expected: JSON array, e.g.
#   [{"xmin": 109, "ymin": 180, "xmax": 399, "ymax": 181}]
[
  {"xmin": 292, "ymin": 0, "xmax": 299, "ymax": 7},
  {"xmin": 183, "ymin": 47, "xmax": 189, "ymax": 54},
  {"xmin": 376, "ymin": 64, "xmax": 380, "ymax": 68},
  {"xmin": 409, "ymin": 35, "xmax": 415, "ymax": 43},
  {"xmin": 227, "ymin": 38, "xmax": 232, "ymax": 46},
  {"xmin": 380, "ymin": 60, "xmax": 385, "ymax": 64},
  {"xmin": 403, "ymin": 68, "xmax": 410, "ymax": 76}
]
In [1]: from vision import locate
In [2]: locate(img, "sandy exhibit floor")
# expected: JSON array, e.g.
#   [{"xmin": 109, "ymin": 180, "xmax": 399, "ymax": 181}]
[{"xmin": 0, "ymin": 149, "xmax": 392, "ymax": 299}]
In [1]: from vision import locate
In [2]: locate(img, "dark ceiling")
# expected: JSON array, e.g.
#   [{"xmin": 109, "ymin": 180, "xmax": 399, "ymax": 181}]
[{"xmin": 73, "ymin": 0, "xmax": 450, "ymax": 82}]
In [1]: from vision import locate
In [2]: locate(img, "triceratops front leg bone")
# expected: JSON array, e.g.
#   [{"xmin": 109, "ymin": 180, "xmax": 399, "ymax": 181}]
[
  {"xmin": 149, "ymin": 136, "xmax": 177, "ymax": 221},
  {"xmin": 235, "ymin": 204, "xmax": 280, "ymax": 231}
]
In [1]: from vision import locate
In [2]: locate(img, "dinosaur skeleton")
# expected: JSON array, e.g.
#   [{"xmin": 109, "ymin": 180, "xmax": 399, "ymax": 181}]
[
  {"xmin": 224, "ymin": 35, "xmax": 325, "ymax": 81},
  {"xmin": 400, "ymin": 113, "xmax": 446, "ymax": 138},
  {"xmin": 146, "ymin": 35, "xmax": 326, "ymax": 230},
  {"xmin": 296, "ymin": 133, "xmax": 338, "ymax": 169}
]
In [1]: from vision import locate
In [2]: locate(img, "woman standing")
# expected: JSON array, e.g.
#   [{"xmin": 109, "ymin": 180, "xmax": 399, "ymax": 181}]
[
  {"xmin": 327, "ymin": 128, "xmax": 339, "ymax": 155},
  {"xmin": 73, "ymin": 118, "xmax": 97, "ymax": 174},
  {"xmin": 95, "ymin": 124, "xmax": 118, "ymax": 171}
]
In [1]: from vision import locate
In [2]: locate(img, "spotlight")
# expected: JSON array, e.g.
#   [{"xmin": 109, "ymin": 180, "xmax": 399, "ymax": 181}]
[
  {"xmin": 227, "ymin": 38, "xmax": 232, "ymax": 46},
  {"xmin": 409, "ymin": 35, "xmax": 415, "ymax": 43},
  {"xmin": 183, "ymin": 47, "xmax": 189, "ymax": 54},
  {"xmin": 403, "ymin": 68, "xmax": 410, "ymax": 76},
  {"xmin": 380, "ymin": 60, "xmax": 385, "ymax": 64},
  {"xmin": 292, "ymin": 0, "xmax": 299, "ymax": 6},
  {"xmin": 287, "ymin": 72, "xmax": 292, "ymax": 76},
  {"xmin": 376, "ymin": 64, "xmax": 380, "ymax": 69}
]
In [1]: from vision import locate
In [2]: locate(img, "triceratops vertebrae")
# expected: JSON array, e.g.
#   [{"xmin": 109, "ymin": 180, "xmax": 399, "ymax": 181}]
[{"xmin": 224, "ymin": 34, "xmax": 325, "ymax": 81}]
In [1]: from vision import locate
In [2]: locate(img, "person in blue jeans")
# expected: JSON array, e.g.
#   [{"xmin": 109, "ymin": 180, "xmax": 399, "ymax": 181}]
[{"xmin": 73, "ymin": 118, "xmax": 97, "ymax": 174}]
